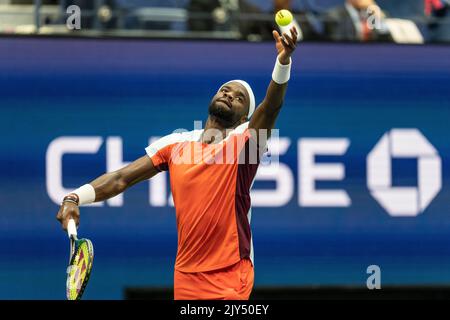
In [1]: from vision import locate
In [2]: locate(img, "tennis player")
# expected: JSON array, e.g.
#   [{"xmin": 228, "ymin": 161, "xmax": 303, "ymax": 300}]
[{"xmin": 56, "ymin": 27, "xmax": 298, "ymax": 300}]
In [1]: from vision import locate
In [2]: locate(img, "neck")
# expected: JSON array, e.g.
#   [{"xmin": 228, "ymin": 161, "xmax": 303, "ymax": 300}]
[
  {"xmin": 202, "ymin": 116, "xmax": 239, "ymax": 144},
  {"xmin": 348, "ymin": 0, "xmax": 375, "ymax": 10}
]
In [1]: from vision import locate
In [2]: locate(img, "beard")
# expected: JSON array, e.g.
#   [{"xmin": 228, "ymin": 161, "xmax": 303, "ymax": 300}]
[{"xmin": 208, "ymin": 99, "xmax": 238, "ymax": 127}]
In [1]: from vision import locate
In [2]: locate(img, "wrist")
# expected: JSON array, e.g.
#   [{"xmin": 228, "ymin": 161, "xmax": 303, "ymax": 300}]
[
  {"xmin": 278, "ymin": 55, "xmax": 291, "ymax": 66},
  {"xmin": 66, "ymin": 184, "xmax": 96, "ymax": 206},
  {"xmin": 272, "ymin": 55, "xmax": 292, "ymax": 84},
  {"xmin": 63, "ymin": 193, "xmax": 79, "ymax": 206}
]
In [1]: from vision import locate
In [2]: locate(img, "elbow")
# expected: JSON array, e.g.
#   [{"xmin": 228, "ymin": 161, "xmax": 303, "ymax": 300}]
[
  {"xmin": 261, "ymin": 99, "xmax": 283, "ymax": 116},
  {"xmin": 277, "ymin": 99, "xmax": 284, "ymax": 109},
  {"xmin": 266, "ymin": 101, "xmax": 283, "ymax": 117},
  {"xmin": 275, "ymin": 101, "xmax": 284, "ymax": 112},
  {"xmin": 116, "ymin": 179, "xmax": 128, "ymax": 194},
  {"xmin": 114, "ymin": 172, "xmax": 129, "ymax": 194}
]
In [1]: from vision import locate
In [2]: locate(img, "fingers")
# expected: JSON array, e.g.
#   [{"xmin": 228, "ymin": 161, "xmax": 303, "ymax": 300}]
[
  {"xmin": 286, "ymin": 25, "xmax": 298, "ymax": 43},
  {"xmin": 272, "ymin": 30, "xmax": 281, "ymax": 43},
  {"xmin": 274, "ymin": 28, "xmax": 298, "ymax": 48},
  {"xmin": 57, "ymin": 203, "xmax": 80, "ymax": 231},
  {"xmin": 62, "ymin": 218, "xmax": 69, "ymax": 231},
  {"xmin": 290, "ymin": 26, "xmax": 298, "ymax": 42},
  {"xmin": 281, "ymin": 33, "xmax": 290, "ymax": 47},
  {"xmin": 56, "ymin": 207, "xmax": 64, "ymax": 224},
  {"xmin": 282, "ymin": 32, "xmax": 296, "ymax": 49},
  {"xmin": 56, "ymin": 208, "xmax": 69, "ymax": 231}
]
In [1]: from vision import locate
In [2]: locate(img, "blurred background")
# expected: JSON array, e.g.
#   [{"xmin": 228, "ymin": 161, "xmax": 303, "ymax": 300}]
[
  {"xmin": 0, "ymin": 0, "xmax": 450, "ymax": 42},
  {"xmin": 1, "ymin": 0, "xmax": 450, "ymax": 300}
]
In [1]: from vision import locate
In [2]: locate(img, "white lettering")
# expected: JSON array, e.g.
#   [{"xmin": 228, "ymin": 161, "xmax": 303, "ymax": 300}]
[
  {"xmin": 298, "ymin": 138, "xmax": 351, "ymax": 207},
  {"xmin": 46, "ymin": 136, "xmax": 103, "ymax": 206}
]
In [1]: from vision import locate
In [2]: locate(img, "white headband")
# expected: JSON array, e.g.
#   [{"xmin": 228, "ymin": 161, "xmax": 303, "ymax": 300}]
[{"xmin": 222, "ymin": 80, "xmax": 256, "ymax": 118}]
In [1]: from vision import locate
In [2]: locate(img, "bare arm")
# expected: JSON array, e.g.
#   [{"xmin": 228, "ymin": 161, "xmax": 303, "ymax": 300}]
[
  {"xmin": 90, "ymin": 155, "xmax": 157, "ymax": 202},
  {"xmin": 249, "ymin": 27, "xmax": 298, "ymax": 135},
  {"xmin": 249, "ymin": 80, "xmax": 288, "ymax": 133},
  {"xmin": 56, "ymin": 155, "xmax": 158, "ymax": 230}
]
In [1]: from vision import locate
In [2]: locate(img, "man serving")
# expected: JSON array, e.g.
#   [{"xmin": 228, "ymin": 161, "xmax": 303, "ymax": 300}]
[{"xmin": 56, "ymin": 26, "xmax": 298, "ymax": 300}]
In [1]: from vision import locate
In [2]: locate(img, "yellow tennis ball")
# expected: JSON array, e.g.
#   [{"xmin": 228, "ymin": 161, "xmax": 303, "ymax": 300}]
[{"xmin": 275, "ymin": 9, "xmax": 293, "ymax": 27}]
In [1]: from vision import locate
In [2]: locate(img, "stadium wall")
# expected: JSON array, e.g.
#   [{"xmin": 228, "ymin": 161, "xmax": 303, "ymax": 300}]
[{"xmin": 0, "ymin": 38, "xmax": 449, "ymax": 299}]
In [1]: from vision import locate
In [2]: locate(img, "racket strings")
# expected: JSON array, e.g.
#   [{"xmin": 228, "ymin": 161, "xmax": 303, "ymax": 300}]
[{"xmin": 66, "ymin": 239, "xmax": 94, "ymax": 300}]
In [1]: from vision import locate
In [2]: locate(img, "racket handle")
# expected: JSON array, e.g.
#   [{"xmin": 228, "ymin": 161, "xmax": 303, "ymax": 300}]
[{"xmin": 67, "ymin": 219, "xmax": 77, "ymax": 238}]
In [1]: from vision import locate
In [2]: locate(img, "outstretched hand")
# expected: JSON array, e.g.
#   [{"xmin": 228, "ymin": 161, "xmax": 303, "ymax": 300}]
[{"xmin": 272, "ymin": 26, "xmax": 298, "ymax": 65}]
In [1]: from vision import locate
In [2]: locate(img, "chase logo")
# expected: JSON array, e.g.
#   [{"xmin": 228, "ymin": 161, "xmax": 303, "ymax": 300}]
[
  {"xmin": 367, "ymin": 129, "xmax": 442, "ymax": 217},
  {"xmin": 46, "ymin": 128, "xmax": 443, "ymax": 217}
]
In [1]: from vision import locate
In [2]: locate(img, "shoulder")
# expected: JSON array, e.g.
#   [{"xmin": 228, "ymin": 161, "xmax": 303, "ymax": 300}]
[{"xmin": 145, "ymin": 129, "xmax": 203, "ymax": 157}]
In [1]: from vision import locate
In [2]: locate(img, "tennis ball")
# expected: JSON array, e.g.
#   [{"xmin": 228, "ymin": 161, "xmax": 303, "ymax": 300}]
[{"xmin": 275, "ymin": 9, "xmax": 293, "ymax": 27}]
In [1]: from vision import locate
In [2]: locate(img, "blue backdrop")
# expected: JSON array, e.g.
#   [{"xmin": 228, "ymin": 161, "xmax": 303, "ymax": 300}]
[{"xmin": 0, "ymin": 38, "xmax": 449, "ymax": 299}]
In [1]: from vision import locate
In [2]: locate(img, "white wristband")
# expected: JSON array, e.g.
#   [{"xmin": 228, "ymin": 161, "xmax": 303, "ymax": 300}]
[
  {"xmin": 272, "ymin": 56, "xmax": 292, "ymax": 84},
  {"xmin": 72, "ymin": 184, "xmax": 96, "ymax": 206}
]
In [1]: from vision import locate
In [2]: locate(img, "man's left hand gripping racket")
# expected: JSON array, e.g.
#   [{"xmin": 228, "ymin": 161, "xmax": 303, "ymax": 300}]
[{"xmin": 66, "ymin": 219, "xmax": 94, "ymax": 300}]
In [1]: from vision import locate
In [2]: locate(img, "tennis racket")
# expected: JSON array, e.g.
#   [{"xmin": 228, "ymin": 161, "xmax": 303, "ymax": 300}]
[{"xmin": 66, "ymin": 219, "xmax": 94, "ymax": 300}]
